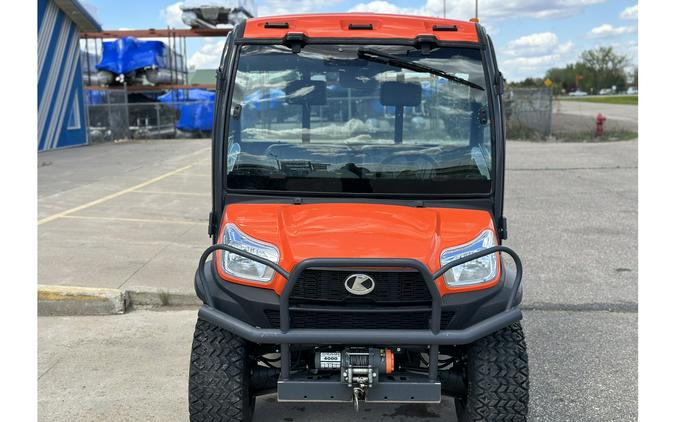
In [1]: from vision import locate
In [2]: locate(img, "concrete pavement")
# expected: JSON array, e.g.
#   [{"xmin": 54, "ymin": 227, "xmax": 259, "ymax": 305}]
[
  {"xmin": 505, "ymin": 140, "xmax": 637, "ymax": 308},
  {"xmin": 38, "ymin": 308, "xmax": 637, "ymax": 422},
  {"xmin": 38, "ymin": 139, "xmax": 211, "ymax": 292}
]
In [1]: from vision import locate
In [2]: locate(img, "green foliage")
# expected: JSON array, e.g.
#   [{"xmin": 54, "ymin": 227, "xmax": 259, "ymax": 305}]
[
  {"xmin": 554, "ymin": 129, "xmax": 638, "ymax": 143},
  {"xmin": 509, "ymin": 77, "xmax": 544, "ymax": 88},
  {"xmin": 512, "ymin": 46, "xmax": 631, "ymax": 95},
  {"xmin": 544, "ymin": 64, "xmax": 580, "ymax": 95},
  {"xmin": 632, "ymin": 67, "xmax": 638, "ymax": 88},
  {"xmin": 558, "ymin": 95, "xmax": 638, "ymax": 105},
  {"xmin": 578, "ymin": 47, "xmax": 629, "ymax": 93},
  {"xmin": 505, "ymin": 124, "xmax": 542, "ymax": 140}
]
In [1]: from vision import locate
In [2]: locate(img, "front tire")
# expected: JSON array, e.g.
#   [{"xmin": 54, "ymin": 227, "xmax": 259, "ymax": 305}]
[
  {"xmin": 455, "ymin": 322, "xmax": 529, "ymax": 421},
  {"xmin": 189, "ymin": 318, "xmax": 255, "ymax": 422}
]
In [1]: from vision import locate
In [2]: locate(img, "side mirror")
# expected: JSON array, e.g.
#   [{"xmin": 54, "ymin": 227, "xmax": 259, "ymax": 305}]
[
  {"xmin": 495, "ymin": 71, "xmax": 505, "ymax": 95},
  {"xmin": 380, "ymin": 81, "xmax": 422, "ymax": 107},
  {"xmin": 285, "ymin": 80, "xmax": 327, "ymax": 106}
]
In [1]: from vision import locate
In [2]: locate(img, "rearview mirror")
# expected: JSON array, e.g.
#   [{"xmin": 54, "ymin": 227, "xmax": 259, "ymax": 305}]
[
  {"xmin": 285, "ymin": 80, "xmax": 327, "ymax": 106},
  {"xmin": 380, "ymin": 81, "xmax": 422, "ymax": 107},
  {"xmin": 339, "ymin": 69, "xmax": 378, "ymax": 90}
]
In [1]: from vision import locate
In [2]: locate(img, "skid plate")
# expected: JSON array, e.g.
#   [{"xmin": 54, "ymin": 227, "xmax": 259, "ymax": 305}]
[{"xmin": 277, "ymin": 373, "xmax": 441, "ymax": 403}]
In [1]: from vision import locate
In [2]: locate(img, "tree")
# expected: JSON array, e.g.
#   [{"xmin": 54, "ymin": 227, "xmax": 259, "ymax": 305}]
[
  {"xmin": 632, "ymin": 67, "xmax": 638, "ymax": 87},
  {"xmin": 578, "ymin": 46, "xmax": 629, "ymax": 93},
  {"xmin": 545, "ymin": 64, "xmax": 580, "ymax": 94},
  {"xmin": 508, "ymin": 77, "xmax": 544, "ymax": 88}
]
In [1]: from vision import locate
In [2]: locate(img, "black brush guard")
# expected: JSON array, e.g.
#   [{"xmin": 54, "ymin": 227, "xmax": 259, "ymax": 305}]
[{"xmin": 195, "ymin": 244, "xmax": 523, "ymax": 383}]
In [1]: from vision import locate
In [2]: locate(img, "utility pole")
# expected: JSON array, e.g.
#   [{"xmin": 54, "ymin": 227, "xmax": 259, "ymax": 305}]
[
  {"xmin": 443, "ymin": 0, "xmax": 446, "ymax": 18},
  {"xmin": 475, "ymin": 0, "xmax": 479, "ymax": 20}
]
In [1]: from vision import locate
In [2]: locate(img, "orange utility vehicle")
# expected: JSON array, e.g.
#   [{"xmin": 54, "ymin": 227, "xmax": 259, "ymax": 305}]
[{"xmin": 190, "ymin": 13, "xmax": 529, "ymax": 421}]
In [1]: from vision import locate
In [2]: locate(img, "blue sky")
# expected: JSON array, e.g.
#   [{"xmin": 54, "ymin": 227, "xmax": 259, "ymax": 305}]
[{"xmin": 83, "ymin": 0, "xmax": 638, "ymax": 81}]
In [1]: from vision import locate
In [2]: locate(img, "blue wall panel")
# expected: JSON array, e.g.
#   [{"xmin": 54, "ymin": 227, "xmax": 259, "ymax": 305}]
[{"xmin": 38, "ymin": 0, "xmax": 88, "ymax": 151}]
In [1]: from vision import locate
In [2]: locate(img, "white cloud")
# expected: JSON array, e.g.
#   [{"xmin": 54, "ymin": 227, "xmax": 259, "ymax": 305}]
[
  {"xmin": 349, "ymin": 1, "xmax": 409, "ymax": 14},
  {"xmin": 161, "ymin": 1, "xmax": 188, "ymax": 28},
  {"xmin": 188, "ymin": 40, "xmax": 226, "ymax": 69},
  {"xmin": 506, "ymin": 32, "xmax": 557, "ymax": 52},
  {"xmin": 258, "ymin": 0, "xmax": 344, "ymax": 17},
  {"xmin": 500, "ymin": 31, "xmax": 575, "ymax": 81},
  {"xmin": 620, "ymin": 4, "xmax": 638, "ymax": 20},
  {"xmin": 348, "ymin": 0, "xmax": 607, "ymax": 21},
  {"xmin": 588, "ymin": 24, "xmax": 636, "ymax": 38},
  {"xmin": 504, "ymin": 32, "xmax": 572, "ymax": 57}
]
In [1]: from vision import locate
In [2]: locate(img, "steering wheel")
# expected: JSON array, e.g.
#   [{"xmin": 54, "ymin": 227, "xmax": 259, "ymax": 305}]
[{"xmin": 380, "ymin": 151, "xmax": 438, "ymax": 179}]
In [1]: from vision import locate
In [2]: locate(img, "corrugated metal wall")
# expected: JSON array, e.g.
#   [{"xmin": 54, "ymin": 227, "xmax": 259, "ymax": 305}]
[{"xmin": 38, "ymin": 0, "xmax": 88, "ymax": 151}]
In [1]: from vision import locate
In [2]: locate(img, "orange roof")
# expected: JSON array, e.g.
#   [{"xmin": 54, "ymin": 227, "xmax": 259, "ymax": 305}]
[{"xmin": 243, "ymin": 13, "xmax": 479, "ymax": 43}]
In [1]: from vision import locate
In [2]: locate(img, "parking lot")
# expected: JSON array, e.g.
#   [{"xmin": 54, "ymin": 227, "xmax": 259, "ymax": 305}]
[{"xmin": 38, "ymin": 137, "xmax": 638, "ymax": 421}]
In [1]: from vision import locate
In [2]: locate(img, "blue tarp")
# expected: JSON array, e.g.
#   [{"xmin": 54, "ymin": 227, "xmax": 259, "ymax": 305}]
[
  {"xmin": 96, "ymin": 37, "xmax": 170, "ymax": 75},
  {"xmin": 158, "ymin": 89, "xmax": 215, "ymax": 103},
  {"xmin": 158, "ymin": 89, "xmax": 216, "ymax": 132},
  {"xmin": 177, "ymin": 101, "xmax": 215, "ymax": 131}
]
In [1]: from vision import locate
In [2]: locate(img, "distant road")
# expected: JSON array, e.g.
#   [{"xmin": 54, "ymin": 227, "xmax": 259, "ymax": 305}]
[{"xmin": 555, "ymin": 100, "xmax": 638, "ymax": 125}]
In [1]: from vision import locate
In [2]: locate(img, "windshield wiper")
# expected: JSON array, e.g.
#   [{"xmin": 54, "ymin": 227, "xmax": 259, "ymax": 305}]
[{"xmin": 357, "ymin": 48, "xmax": 485, "ymax": 91}]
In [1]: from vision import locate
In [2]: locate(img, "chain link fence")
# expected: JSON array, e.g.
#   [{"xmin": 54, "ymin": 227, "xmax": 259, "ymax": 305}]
[
  {"xmin": 503, "ymin": 88, "xmax": 553, "ymax": 138},
  {"xmin": 85, "ymin": 89, "xmax": 213, "ymax": 142},
  {"xmin": 85, "ymin": 87, "xmax": 555, "ymax": 142}
]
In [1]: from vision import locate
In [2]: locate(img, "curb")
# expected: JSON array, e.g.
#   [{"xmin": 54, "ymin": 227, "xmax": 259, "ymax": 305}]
[
  {"xmin": 127, "ymin": 287, "xmax": 201, "ymax": 307},
  {"xmin": 38, "ymin": 285, "xmax": 128, "ymax": 316},
  {"xmin": 38, "ymin": 285, "xmax": 200, "ymax": 316}
]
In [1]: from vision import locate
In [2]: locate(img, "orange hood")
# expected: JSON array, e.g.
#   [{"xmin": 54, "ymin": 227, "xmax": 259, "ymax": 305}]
[{"xmin": 217, "ymin": 203, "xmax": 498, "ymax": 295}]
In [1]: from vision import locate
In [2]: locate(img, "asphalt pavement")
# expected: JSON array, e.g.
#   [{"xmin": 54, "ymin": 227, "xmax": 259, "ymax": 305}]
[
  {"xmin": 38, "ymin": 136, "xmax": 638, "ymax": 421},
  {"xmin": 555, "ymin": 100, "xmax": 638, "ymax": 125},
  {"xmin": 553, "ymin": 100, "xmax": 638, "ymax": 133}
]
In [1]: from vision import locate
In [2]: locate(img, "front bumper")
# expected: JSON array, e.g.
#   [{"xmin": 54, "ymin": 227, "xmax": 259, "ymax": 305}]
[
  {"xmin": 198, "ymin": 303, "xmax": 522, "ymax": 346},
  {"xmin": 194, "ymin": 244, "xmax": 523, "ymax": 382}
]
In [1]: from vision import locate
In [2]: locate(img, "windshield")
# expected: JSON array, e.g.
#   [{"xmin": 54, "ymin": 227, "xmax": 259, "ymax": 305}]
[{"xmin": 226, "ymin": 44, "xmax": 493, "ymax": 195}]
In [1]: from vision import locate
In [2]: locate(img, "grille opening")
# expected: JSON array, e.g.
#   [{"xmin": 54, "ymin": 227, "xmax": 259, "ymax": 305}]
[
  {"xmin": 264, "ymin": 309, "xmax": 454, "ymax": 330},
  {"xmin": 289, "ymin": 268, "xmax": 432, "ymax": 305}
]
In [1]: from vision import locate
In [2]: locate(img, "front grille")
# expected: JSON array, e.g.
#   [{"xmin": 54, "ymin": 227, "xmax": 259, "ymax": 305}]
[
  {"xmin": 264, "ymin": 309, "xmax": 454, "ymax": 330},
  {"xmin": 290, "ymin": 269, "xmax": 432, "ymax": 304}
]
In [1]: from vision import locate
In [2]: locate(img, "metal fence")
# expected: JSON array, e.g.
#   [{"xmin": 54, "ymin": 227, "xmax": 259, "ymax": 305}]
[
  {"xmin": 85, "ymin": 87, "xmax": 555, "ymax": 142},
  {"xmin": 503, "ymin": 88, "xmax": 553, "ymax": 137},
  {"xmin": 85, "ymin": 89, "xmax": 212, "ymax": 142}
]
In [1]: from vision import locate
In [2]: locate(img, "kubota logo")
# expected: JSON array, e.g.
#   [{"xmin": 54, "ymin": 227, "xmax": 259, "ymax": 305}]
[{"xmin": 344, "ymin": 274, "xmax": 375, "ymax": 295}]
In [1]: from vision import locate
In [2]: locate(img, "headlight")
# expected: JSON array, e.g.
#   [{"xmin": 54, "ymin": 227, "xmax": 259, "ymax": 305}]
[
  {"xmin": 221, "ymin": 224, "xmax": 280, "ymax": 283},
  {"xmin": 440, "ymin": 230, "xmax": 498, "ymax": 287}
]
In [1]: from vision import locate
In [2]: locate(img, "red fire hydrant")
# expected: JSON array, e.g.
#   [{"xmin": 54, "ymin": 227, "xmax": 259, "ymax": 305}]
[{"xmin": 596, "ymin": 113, "xmax": 606, "ymax": 137}]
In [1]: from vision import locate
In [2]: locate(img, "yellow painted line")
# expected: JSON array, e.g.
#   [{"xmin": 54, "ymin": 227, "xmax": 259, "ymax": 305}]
[
  {"xmin": 38, "ymin": 165, "xmax": 193, "ymax": 226},
  {"xmin": 38, "ymin": 285, "xmax": 121, "ymax": 301},
  {"xmin": 39, "ymin": 290, "xmax": 104, "ymax": 302},
  {"xmin": 61, "ymin": 215, "xmax": 200, "ymax": 225},
  {"xmin": 130, "ymin": 190, "xmax": 210, "ymax": 197}
]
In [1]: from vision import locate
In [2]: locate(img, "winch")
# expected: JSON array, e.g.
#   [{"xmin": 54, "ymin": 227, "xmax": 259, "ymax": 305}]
[
  {"xmin": 315, "ymin": 347, "xmax": 395, "ymax": 409},
  {"xmin": 316, "ymin": 348, "xmax": 394, "ymax": 385}
]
